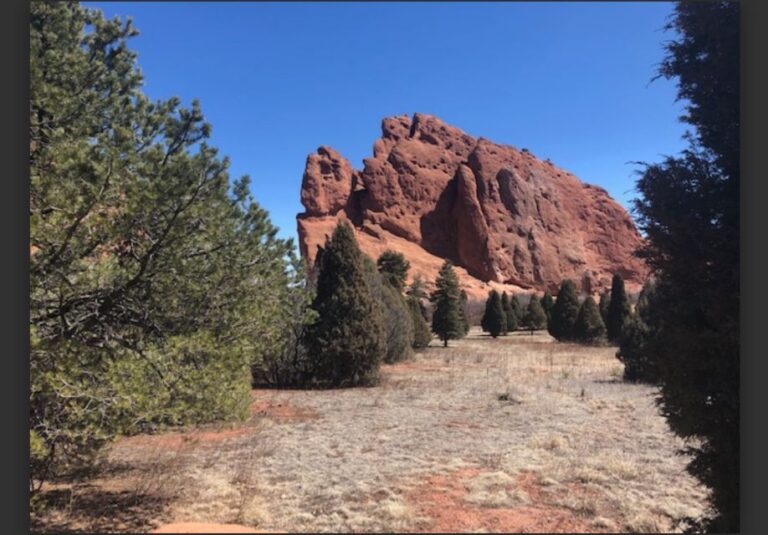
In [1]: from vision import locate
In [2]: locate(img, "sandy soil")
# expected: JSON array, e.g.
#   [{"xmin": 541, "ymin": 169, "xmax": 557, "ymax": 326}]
[{"xmin": 32, "ymin": 329, "xmax": 708, "ymax": 533}]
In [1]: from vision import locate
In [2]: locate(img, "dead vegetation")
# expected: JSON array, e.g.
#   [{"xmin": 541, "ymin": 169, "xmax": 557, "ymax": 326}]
[{"xmin": 32, "ymin": 328, "xmax": 707, "ymax": 533}]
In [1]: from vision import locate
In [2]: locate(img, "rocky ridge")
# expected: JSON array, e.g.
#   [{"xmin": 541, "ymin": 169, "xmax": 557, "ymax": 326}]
[{"xmin": 297, "ymin": 113, "xmax": 648, "ymax": 298}]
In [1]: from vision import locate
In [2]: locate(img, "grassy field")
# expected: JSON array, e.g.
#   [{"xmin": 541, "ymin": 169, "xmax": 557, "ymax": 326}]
[{"xmin": 33, "ymin": 328, "xmax": 708, "ymax": 533}]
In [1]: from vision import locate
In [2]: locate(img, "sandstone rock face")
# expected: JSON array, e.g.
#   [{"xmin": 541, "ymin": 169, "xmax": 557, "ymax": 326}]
[{"xmin": 297, "ymin": 113, "xmax": 648, "ymax": 298}]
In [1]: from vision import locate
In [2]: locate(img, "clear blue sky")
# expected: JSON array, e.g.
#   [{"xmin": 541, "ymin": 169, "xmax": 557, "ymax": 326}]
[{"xmin": 84, "ymin": 1, "xmax": 688, "ymax": 243}]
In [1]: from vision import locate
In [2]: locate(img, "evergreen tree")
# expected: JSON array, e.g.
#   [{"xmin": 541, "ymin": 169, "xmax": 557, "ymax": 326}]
[
  {"xmin": 408, "ymin": 296, "xmax": 432, "ymax": 349},
  {"xmin": 606, "ymin": 274, "xmax": 631, "ymax": 342},
  {"xmin": 304, "ymin": 223, "xmax": 385, "ymax": 386},
  {"xmin": 632, "ymin": 3, "xmax": 739, "ymax": 529},
  {"xmin": 481, "ymin": 291, "xmax": 506, "ymax": 338},
  {"xmin": 407, "ymin": 275, "xmax": 429, "ymax": 321},
  {"xmin": 540, "ymin": 291, "xmax": 554, "ymax": 324},
  {"xmin": 510, "ymin": 294, "xmax": 523, "ymax": 325},
  {"xmin": 598, "ymin": 290, "xmax": 611, "ymax": 326},
  {"xmin": 523, "ymin": 295, "xmax": 548, "ymax": 334},
  {"xmin": 501, "ymin": 292, "xmax": 514, "ymax": 334},
  {"xmin": 365, "ymin": 256, "xmax": 413, "ymax": 364},
  {"xmin": 548, "ymin": 279, "xmax": 580, "ymax": 341},
  {"xmin": 29, "ymin": 2, "xmax": 296, "ymax": 489},
  {"xmin": 430, "ymin": 261, "xmax": 463, "ymax": 347},
  {"xmin": 459, "ymin": 290, "xmax": 471, "ymax": 337},
  {"xmin": 574, "ymin": 296, "xmax": 606, "ymax": 343},
  {"xmin": 617, "ymin": 280, "xmax": 658, "ymax": 383},
  {"xmin": 377, "ymin": 250, "xmax": 410, "ymax": 292}
]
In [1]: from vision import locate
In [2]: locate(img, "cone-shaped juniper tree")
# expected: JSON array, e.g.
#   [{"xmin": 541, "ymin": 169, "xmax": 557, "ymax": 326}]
[{"xmin": 304, "ymin": 223, "xmax": 385, "ymax": 386}]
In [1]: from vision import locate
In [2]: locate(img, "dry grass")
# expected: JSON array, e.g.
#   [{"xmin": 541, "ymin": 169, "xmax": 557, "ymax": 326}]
[{"xmin": 32, "ymin": 328, "xmax": 708, "ymax": 533}]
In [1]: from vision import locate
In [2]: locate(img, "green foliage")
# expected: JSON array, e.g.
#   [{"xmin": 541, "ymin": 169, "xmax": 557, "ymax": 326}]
[
  {"xmin": 376, "ymin": 250, "xmax": 410, "ymax": 292},
  {"xmin": 633, "ymin": 3, "xmax": 739, "ymax": 530},
  {"xmin": 430, "ymin": 260, "xmax": 463, "ymax": 347},
  {"xmin": 501, "ymin": 292, "xmax": 516, "ymax": 333},
  {"xmin": 548, "ymin": 280, "xmax": 580, "ymax": 341},
  {"xmin": 30, "ymin": 2, "xmax": 294, "ymax": 489},
  {"xmin": 574, "ymin": 297, "xmax": 606, "ymax": 343},
  {"xmin": 523, "ymin": 295, "xmax": 548, "ymax": 333},
  {"xmin": 459, "ymin": 290, "xmax": 471, "ymax": 337},
  {"xmin": 540, "ymin": 291, "xmax": 554, "ymax": 324},
  {"xmin": 606, "ymin": 274, "xmax": 631, "ymax": 342},
  {"xmin": 481, "ymin": 291, "xmax": 506, "ymax": 338},
  {"xmin": 616, "ymin": 281, "xmax": 658, "ymax": 383},
  {"xmin": 598, "ymin": 290, "xmax": 611, "ymax": 326},
  {"xmin": 369, "ymin": 255, "xmax": 414, "ymax": 363},
  {"xmin": 406, "ymin": 275, "xmax": 429, "ymax": 321},
  {"xmin": 252, "ymin": 256, "xmax": 318, "ymax": 387},
  {"xmin": 408, "ymin": 296, "xmax": 432, "ymax": 350},
  {"xmin": 509, "ymin": 294, "xmax": 523, "ymax": 326},
  {"xmin": 304, "ymin": 223, "xmax": 385, "ymax": 386}
]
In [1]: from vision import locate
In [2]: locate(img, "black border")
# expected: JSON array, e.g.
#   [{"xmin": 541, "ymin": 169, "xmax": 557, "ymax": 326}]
[{"xmin": 3, "ymin": 1, "xmax": 767, "ymax": 535}]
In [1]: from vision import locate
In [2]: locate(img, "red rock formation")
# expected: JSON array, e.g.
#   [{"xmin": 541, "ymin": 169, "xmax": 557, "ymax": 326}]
[{"xmin": 296, "ymin": 113, "xmax": 648, "ymax": 298}]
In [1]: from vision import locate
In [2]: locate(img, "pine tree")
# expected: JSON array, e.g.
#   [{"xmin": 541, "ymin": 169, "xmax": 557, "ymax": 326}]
[
  {"xmin": 523, "ymin": 295, "xmax": 548, "ymax": 334},
  {"xmin": 377, "ymin": 250, "xmax": 410, "ymax": 292},
  {"xmin": 408, "ymin": 296, "xmax": 432, "ymax": 349},
  {"xmin": 540, "ymin": 291, "xmax": 554, "ymax": 324},
  {"xmin": 430, "ymin": 261, "xmax": 463, "ymax": 347},
  {"xmin": 29, "ymin": 1, "xmax": 297, "ymax": 488},
  {"xmin": 633, "ymin": 4, "xmax": 739, "ymax": 528},
  {"xmin": 598, "ymin": 290, "xmax": 611, "ymax": 326},
  {"xmin": 548, "ymin": 279, "xmax": 580, "ymax": 341},
  {"xmin": 304, "ymin": 223, "xmax": 385, "ymax": 386},
  {"xmin": 574, "ymin": 296, "xmax": 606, "ymax": 343},
  {"xmin": 481, "ymin": 290, "xmax": 506, "ymax": 338},
  {"xmin": 606, "ymin": 274, "xmax": 631, "ymax": 342},
  {"xmin": 501, "ymin": 292, "xmax": 515, "ymax": 334}
]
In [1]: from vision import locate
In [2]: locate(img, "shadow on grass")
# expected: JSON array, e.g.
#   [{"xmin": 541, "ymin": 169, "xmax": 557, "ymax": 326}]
[{"xmin": 31, "ymin": 485, "xmax": 170, "ymax": 534}]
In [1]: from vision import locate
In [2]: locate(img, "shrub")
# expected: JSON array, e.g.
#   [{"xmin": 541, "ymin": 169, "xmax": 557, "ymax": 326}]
[
  {"xmin": 574, "ymin": 296, "xmax": 606, "ymax": 343},
  {"xmin": 481, "ymin": 290, "xmax": 506, "ymax": 338},
  {"xmin": 523, "ymin": 295, "xmax": 548, "ymax": 333},
  {"xmin": 616, "ymin": 281, "xmax": 658, "ymax": 382},
  {"xmin": 598, "ymin": 290, "xmax": 611, "ymax": 326},
  {"xmin": 607, "ymin": 274, "xmax": 632, "ymax": 342},
  {"xmin": 408, "ymin": 295, "xmax": 432, "ymax": 349},
  {"xmin": 540, "ymin": 291, "xmax": 554, "ymax": 324},
  {"xmin": 501, "ymin": 292, "xmax": 517, "ymax": 333},
  {"xmin": 548, "ymin": 279, "xmax": 580, "ymax": 341}
]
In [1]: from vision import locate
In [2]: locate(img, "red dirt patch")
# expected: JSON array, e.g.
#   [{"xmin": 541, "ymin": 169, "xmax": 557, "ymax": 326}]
[
  {"xmin": 116, "ymin": 426, "xmax": 252, "ymax": 452},
  {"xmin": 406, "ymin": 467, "xmax": 604, "ymax": 533},
  {"xmin": 249, "ymin": 391, "xmax": 319, "ymax": 422}
]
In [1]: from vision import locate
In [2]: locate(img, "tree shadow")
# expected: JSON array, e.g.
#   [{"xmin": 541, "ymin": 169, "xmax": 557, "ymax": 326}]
[{"xmin": 32, "ymin": 485, "xmax": 171, "ymax": 534}]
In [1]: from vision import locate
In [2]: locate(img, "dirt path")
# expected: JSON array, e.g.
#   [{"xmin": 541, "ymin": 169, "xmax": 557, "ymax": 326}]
[{"xmin": 33, "ymin": 330, "xmax": 707, "ymax": 533}]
